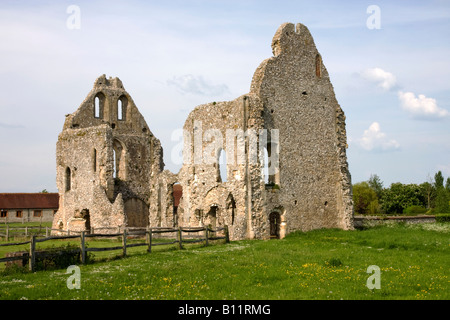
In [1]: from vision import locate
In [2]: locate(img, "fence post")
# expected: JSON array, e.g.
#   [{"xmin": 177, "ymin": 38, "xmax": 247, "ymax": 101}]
[
  {"xmin": 178, "ymin": 227, "xmax": 183, "ymax": 250},
  {"xmin": 204, "ymin": 227, "xmax": 209, "ymax": 246},
  {"xmin": 147, "ymin": 227, "xmax": 152, "ymax": 253},
  {"xmin": 80, "ymin": 231, "xmax": 86, "ymax": 264},
  {"xmin": 224, "ymin": 225, "xmax": 230, "ymax": 243},
  {"xmin": 122, "ymin": 229, "xmax": 127, "ymax": 257},
  {"xmin": 6, "ymin": 225, "xmax": 9, "ymax": 242},
  {"xmin": 45, "ymin": 227, "xmax": 49, "ymax": 237},
  {"xmin": 25, "ymin": 226, "xmax": 28, "ymax": 237},
  {"xmin": 29, "ymin": 235, "xmax": 36, "ymax": 272}
]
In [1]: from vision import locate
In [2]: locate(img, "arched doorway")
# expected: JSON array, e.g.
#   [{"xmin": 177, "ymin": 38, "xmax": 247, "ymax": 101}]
[
  {"xmin": 269, "ymin": 212, "xmax": 281, "ymax": 239},
  {"xmin": 206, "ymin": 205, "xmax": 218, "ymax": 230}
]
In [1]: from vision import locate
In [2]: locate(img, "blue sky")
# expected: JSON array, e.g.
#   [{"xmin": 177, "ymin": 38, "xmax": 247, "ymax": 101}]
[{"xmin": 0, "ymin": 0, "xmax": 449, "ymax": 192}]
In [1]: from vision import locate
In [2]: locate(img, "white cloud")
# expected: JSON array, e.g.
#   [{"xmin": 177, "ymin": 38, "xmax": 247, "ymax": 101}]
[
  {"xmin": 398, "ymin": 91, "xmax": 449, "ymax": 120},
  {"xmin": 167, "ymin": 74, "xmax": 230, "ymax": 96},
  {"xmin": 358, "ymin": 122, "xmax": 400, "ymax": 152},
  {"xmin": 360, "ymin": 67, "xmax": 397, "ymax": 91}
]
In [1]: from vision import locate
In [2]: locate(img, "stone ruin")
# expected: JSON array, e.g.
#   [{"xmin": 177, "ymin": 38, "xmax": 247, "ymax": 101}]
[{"xmin": 53, "ymin": 22, "xmax": 354, "ymax": 240}]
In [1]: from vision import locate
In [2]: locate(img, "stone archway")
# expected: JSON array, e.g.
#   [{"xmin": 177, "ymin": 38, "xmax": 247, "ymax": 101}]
[{"xmin": 206, "ymin": 205, "xmax": 219, "ymax": 230}]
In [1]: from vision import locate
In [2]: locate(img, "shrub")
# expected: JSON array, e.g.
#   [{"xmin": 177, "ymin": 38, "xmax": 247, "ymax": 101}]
[
  {"xmin": 403, "ymin": 205, "xmax": 427, "ymax": 215},
  {"xmin": 35, "ymin": 244, "xmax": 85, "ymax": 271},
  {"xmin": 435, "ymin": 213, "xmax": 450, "ymax": 223}
]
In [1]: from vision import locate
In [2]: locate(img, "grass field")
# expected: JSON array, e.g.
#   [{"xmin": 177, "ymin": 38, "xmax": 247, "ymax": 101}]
[{"xmin": 0, "ymin": 222, "xmax": 448, "ymax": 300}]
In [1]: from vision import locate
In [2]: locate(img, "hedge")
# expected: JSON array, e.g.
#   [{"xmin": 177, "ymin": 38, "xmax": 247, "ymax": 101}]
[{"xmin": 435, "ymin": 213, "xmax": 450, "ymax": 223}]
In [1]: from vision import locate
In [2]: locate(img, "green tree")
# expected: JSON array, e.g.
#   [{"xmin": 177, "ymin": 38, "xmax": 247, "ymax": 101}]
[
  {"xmin": 434, "ymin": 171, "xmax": 444, "ymax": 189},
  {"xmin": 368, "ymin": 174, "xmax": 383, "ymax": 198},
  {"xmin": 419, "ymin": 181, "xmax": 435, "ymax": 209},
  {"xmin": 380, "ymin": 183, "xmax": 424, "ymax": 214},
  {"xmin": 434, "ymin": 171, "xmax": 449, "ymax": 213},
  {"xmin": 353, "ymin": 182, "xmax": 378, "ymax": 215}
]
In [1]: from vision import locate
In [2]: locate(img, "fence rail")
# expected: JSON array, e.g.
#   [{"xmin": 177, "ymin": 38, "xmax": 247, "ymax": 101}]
[
  {"xmin": 0, "ymin": 226, "xmax": 50, "ymax": 241},
  {"xmin": 0, "ymin": 225, "xmax": 229, "ymax": 271}
]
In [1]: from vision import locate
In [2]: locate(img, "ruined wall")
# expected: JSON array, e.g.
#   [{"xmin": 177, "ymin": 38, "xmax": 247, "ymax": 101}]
[
  {"xmin": 168, "ymin": 94, "xmax": 266, "ymax": 240},
  {"xmin": 53, "ymin": 75, "xmax": 163, "ymax": 233},
  {"xmin": 250, "ymin": 22, "xmax": 354, "ymax": 233},
  {"xmin": 170, "ymin": 22, "xmax": 353, "ymax": 240}
]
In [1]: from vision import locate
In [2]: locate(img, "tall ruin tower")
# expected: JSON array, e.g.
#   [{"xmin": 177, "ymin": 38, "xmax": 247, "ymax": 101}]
[
  {"xmin": 53, "ymin": 75, "xmax": 163, "ymax": 233},
  {"xmin": 249, "ymin": 23, "xmax": 354, "ymax": 235}
]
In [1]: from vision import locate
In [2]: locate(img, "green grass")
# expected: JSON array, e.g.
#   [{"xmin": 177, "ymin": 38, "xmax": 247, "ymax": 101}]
[{"xmin": 0, "ymin": 223, "xmax": 448, "ymax": 300}]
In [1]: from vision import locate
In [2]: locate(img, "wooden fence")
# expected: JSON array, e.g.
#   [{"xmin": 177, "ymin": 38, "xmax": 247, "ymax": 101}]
[
  {"xmin": 0, "ymin": 226, "xmax": 229, "ymax": 272},
  {"xmin": 0, "ymin": 226, "xmax": 51, "ymax": 241}
]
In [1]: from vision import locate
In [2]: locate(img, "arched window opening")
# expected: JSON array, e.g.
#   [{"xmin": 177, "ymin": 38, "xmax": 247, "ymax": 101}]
[
  {"xmin": 117, "ymin": 95, "xmax": 127, "ymax": 121},
  {"xmin": 65, "ymin": 167, "xmax": 71, "ymax": 192},
  {"xmin": 262, "ymin": 147, "xmax": 269, "ymax": 184},
  {"xmin": 112, "ymin": 149, "xmax": 116, "ymax": 178},
  {"xmin": 93, "ymin": 92, "xmax": 105, "ymax": 119},
  {"xmin": 94, "ymin": 97, "xmax": 100, "ymax": 118},
  {"xmin": 112, "ymin": 139, "xmax": 126, "ymax": 181},
  {"xmin": 263, "ymin": 142, "xmax": 280, "ymax": 187},
  {"xmin": 118, "ymin": 100, "xmax": 123, "ymax": 120},
  {"xmin": 217, "ymin": 148, "xmax": 227, "ymax": 182}
]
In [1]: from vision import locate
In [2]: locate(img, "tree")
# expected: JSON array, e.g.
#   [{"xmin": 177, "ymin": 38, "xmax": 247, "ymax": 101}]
[
  {"xmin": 419, "ymin": 181, "xmax": 435, "ymax": 209},
  {"xmin": 368, "ymin": 174, "xmax": 383, "ymax": 198},
  {"xmin": 380, "ymin": 183, "xmax": 424, "ymax": 214},
  {"xmin": 434, "ymin": 171, "xmax": 449, "ymax": 213},
  {"xmin": 434, "ymin": 171, "xmax": 444, "ymax": 189},
  {"xmin": 353, "ymin": 182, "xmax": 378, "ymax": 215}
]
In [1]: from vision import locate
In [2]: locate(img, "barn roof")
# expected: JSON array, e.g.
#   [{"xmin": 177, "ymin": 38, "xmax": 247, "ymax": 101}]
[{"xmin": 0, "ymin": 193, "xmax": 59, "ymax": 210}]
